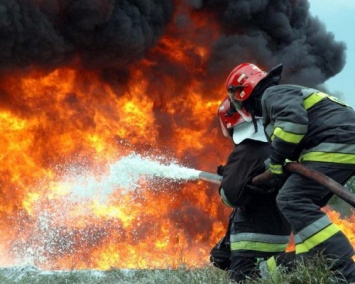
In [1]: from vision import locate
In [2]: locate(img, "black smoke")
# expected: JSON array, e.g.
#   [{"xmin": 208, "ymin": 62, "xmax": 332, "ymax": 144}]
[
  {"xmin": 0, "ymin": 0, "xmax": 346, "ymax": 88},
  {"xmin": 197, "ymin": 0, "xmax": 346, "ymax": 87},
  {"xmin": 0, "ymin": 0, "xmax": 174, "ymax": 71}
]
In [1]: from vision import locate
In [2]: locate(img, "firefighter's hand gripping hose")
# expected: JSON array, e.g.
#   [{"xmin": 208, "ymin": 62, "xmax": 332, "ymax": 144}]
[{"xmin": 197, "ymin": 163, "xmax": 355, "ymax": 208}]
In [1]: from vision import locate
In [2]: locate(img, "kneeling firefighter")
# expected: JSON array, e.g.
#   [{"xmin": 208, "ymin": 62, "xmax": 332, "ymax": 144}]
[{"xmin": 210, "ymin": 96, "xmax": 293, "ymax": 282}]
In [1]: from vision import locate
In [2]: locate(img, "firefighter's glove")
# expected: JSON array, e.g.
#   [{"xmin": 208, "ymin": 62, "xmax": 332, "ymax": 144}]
[
  {"xmin": 265, "ymin": 156, "xmax": 290, "ymax": 189},
  {"xmin": 217, "ymin": 165, "xmax": 225, "ymax": 176},
  {"xmin": 270, "ymin": 162, "xmax": 284, "ymax": 175},
  {"xmin": 268, "ymin": 147, "xmax": 286, "ymax": 175}
]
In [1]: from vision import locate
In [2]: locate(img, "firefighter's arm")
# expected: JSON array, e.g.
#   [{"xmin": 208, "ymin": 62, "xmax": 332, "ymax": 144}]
[
  {"xmin": 262, "ymin": 87, "xmax": 308, "ymax": 174},
  {"xmin": 218, "ymin": 143, "xmax": 270, "ymax": 207},
  {"xmin": 216, "ymin": 164, "xmax": 239, "ymax": 208}
]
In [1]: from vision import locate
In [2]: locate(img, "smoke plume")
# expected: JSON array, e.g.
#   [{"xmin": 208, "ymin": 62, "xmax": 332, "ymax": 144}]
[
  {"xmin": 0, "ymin": 0, "xmax": 174, "ymax": 71},
  {"xmin": 0, "ymin": 0, "xmax": 346, "ymax": 87},
  {"xmin": 199, "ymin": 0, "xmax": 346, "ymax": 86}
]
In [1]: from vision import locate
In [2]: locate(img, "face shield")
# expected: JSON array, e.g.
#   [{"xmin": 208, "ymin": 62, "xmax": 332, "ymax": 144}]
[
  {"xmin": 219, "ymin": 117, "xmax": 232, "ymax": 138},
  {"xmin": 227, "ymin": 86, "xmax": 252, "ymax": 122}
]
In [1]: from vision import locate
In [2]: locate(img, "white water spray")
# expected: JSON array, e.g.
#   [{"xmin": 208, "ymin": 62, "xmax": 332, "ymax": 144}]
[
  {"xmin": 66, "ymin": 152, "xmax": 201, "ymax": 199},
  {"xmin": 7, "ymin": 153, "xmax": 222, "ymax": 267}
]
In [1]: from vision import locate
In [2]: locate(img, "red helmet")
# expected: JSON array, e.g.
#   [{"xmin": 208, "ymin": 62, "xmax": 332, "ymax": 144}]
[
  {"xmin": 226, "ymin": 63, "xmax": 267, "ymax": 103},
  {"xmin": 217, "ymin": 96, "xmax": 251, "ymax": 138}
]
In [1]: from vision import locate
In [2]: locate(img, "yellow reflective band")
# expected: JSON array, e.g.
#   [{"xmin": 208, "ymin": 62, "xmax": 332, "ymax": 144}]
[
  {"xmin": 273, "ymin": 127, "xmax": 304, "ymax": 144},
  {"xmin": 299, "ymin": 152, "xmax": 355, "ymax": 164},
  {"xmin": 303, "ymin": 92, "xmax": 328, "ymax": 110},
  {"xmin": 277, "ymin": 121, "xmax": 308, "ymax": 134},
  {"xmin": 270, "ymin": 164, "xmax": 283, "ymax": 175},
  {"xmin": 231, "ymin": 232, "xmax": 290, "ymax": 244},
  {"xmin": 295, "ymin": 224, "xmax": 340, "ymax": 254},
  {"xmin": 231, "ymin": 241, "xmax": 288, "ymax": 253}
]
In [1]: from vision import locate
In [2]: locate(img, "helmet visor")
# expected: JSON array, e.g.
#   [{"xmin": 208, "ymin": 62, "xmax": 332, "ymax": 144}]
[
  {"xmin": 227, "ymin": 85, "xmax": 244, "ymax": 109},
  {"xmin": 219, "ymin": 117, "xmax": 232, "ymax": 138},
  {"xmin": 227, "ymin": 88, "xmax": 251, "ymax": 122},
  {"xmin": 227, "ymin": 85, "xmax": 244, "ymax": 104}
]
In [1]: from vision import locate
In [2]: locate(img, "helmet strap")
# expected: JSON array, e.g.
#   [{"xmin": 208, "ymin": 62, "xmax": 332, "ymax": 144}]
[
  {"xmin": 244, "ymin": 97, "xmax": 263, "ymax": 117},
  {"xmin": 247, "ymin": 104, "xmax": 258, "ymax": 133},
  {"xmin": 251, "ymin": 113, "xmax": 258, "ymax": 133}
]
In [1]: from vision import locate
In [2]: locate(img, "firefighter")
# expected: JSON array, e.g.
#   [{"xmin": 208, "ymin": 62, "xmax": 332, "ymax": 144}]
[
  {"xmin": 225, "ymin": 62, "xmax": 355, "ymax": 282},
  {"xmin": 210, "ymin": 96, "xmax": 293, "ymax": 282}
]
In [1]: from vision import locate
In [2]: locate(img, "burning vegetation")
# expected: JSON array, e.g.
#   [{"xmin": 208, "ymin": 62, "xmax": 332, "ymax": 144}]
[{"xmin": 0, "ymin": 0, "xmax": 353, "ymax": 269}]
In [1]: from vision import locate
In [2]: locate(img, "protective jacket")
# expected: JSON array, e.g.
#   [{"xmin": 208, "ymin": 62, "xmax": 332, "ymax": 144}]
[
  {"xmin": 261, "ymin": 84, "xmax": 355, "ymax": 165},
  {"xmin": 219, "ymin": 140, "xmax": 291, "ymax": 258},
  {"xmin": 260, "ymin": 84, "xmax": 355, "ymax": 281}
]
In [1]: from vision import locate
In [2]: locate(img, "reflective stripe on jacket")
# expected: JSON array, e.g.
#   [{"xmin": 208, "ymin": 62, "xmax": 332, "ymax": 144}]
[
  {"xmin": 230, "ymin": 232, "xmax": 290, "ymax": 254},
  {"xmin": 294, "ymin": 215, "xmax": 339, "ymax": 254},
  {"xmin": 261, "ymin": 85, "xmax": 355, "ymax": 164}
]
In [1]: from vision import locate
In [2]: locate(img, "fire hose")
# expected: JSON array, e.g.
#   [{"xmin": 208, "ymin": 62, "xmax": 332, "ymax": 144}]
[{"xmin": 198, "ymin": 162, "xmax": 355, "ymax": 208}]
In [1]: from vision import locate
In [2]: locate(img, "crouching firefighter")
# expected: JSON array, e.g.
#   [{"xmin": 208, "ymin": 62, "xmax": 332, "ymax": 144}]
[{"xmin": 210, "ymin": 96, "xmax": 294, "ymax": 282}]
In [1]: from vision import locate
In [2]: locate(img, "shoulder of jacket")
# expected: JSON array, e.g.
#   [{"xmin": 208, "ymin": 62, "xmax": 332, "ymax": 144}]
[
  {"xmin": 265, "ymin": 84, "xmax": 303, "ymax": 91},
  {"xmin": 263, "ymin": 84, "xmax": 306, "ymax": 98}
]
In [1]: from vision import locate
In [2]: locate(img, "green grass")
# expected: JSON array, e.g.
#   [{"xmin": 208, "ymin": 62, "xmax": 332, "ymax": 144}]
[
  {"xmin": 246, "ymin": 254, "xmax": 349, "ymax": 284},
  {"xmin": 0, "ymin": 255, "xmax": 351, "ymax": 284},
  {"xmin": 0, "ymin": 266, "xmax": 231, "ymax": 284}
]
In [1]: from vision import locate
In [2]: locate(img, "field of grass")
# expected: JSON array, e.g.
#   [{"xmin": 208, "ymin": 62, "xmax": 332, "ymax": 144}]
[
  {"xmin": 0, "ymin": 255, "xmax": 350, "ymax": 284},
  {"xmin": 1, "ymin": 266, "xmax": 231, "ymax": 284}
]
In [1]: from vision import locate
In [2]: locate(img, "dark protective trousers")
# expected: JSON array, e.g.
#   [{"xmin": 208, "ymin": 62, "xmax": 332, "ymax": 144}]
[{"xmin": 276, "ymin": 162, "xmax": 355, "ymax": 282}]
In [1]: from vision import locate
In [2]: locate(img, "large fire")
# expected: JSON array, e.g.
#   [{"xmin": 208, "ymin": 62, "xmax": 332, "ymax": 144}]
[
  {"xmin": 0, "ymin": 65, "xmax": 232, "ymax": 269},
  {"xmin": 0, "ymin": 0, "xmax": 354, "ymax": 270}
]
